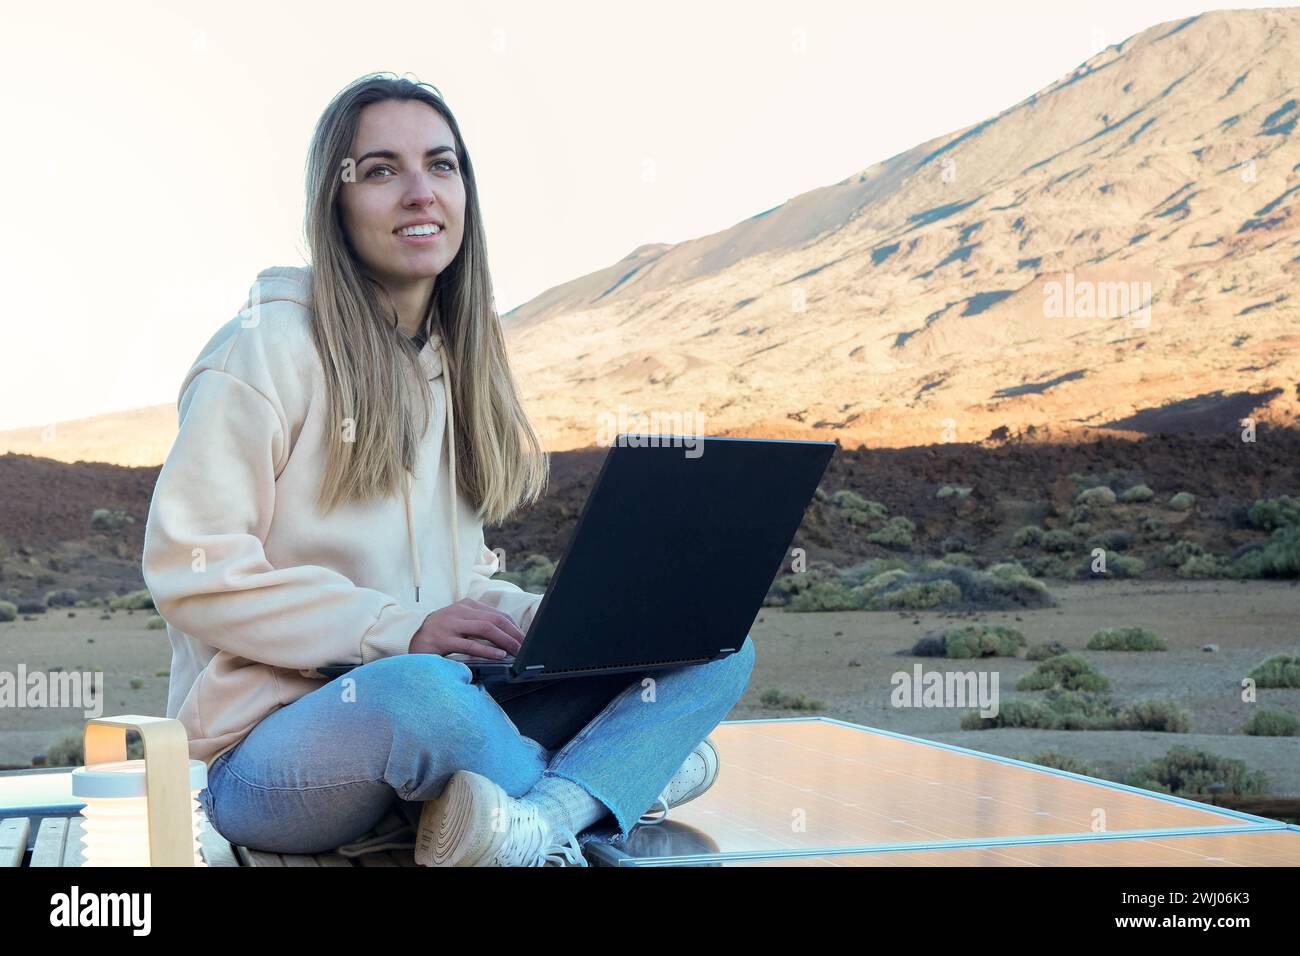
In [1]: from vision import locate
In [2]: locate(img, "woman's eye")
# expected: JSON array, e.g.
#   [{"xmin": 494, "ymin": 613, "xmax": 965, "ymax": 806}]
[{"xmin": 365, "ymin": 160, "xmax": 457, "ymax": 178}]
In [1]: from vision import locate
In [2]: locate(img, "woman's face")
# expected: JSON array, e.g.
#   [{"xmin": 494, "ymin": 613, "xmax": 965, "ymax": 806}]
[{"xmin": 338, "ymin": 99, "xmax": 467, "ymax": 291}]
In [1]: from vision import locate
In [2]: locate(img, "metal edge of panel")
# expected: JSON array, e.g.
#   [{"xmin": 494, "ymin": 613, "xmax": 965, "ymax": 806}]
[
  {"xmin": 608, "ymin": 823, "xmax": 1293, "ymax": 867},
  {"xmin": 582, "ymin": 842, "xmax": 635, "ymax": 866}
]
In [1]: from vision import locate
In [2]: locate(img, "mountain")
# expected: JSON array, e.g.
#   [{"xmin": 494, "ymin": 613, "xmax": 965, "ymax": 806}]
[
  {"xmin": 0, "ymin": 405, "xmax": 176, "ymax": 468},
  {"xmin": 502, "ymin": 7, "xmax": 1300, "ymax": 450}
]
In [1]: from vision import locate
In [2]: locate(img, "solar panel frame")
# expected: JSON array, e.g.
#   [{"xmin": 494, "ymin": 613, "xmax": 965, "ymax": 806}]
[{"xmin": 591, "ymin": 718, "xmax": 1297, "ymax": 867}]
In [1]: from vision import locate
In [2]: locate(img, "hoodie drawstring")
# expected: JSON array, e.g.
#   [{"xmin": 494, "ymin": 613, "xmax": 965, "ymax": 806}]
[{"xmin": 400, "ymin": 338, "xmax": 461, "ymax": 606}]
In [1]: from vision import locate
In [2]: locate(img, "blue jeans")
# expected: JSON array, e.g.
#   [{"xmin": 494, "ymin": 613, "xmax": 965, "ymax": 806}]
[{"xmin": 199, "ymin": 635, "xmax": 755, "ymax": 854}]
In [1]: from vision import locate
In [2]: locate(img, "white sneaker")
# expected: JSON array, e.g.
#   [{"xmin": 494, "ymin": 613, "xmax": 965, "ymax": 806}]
[
  {"xmin": 638, "ymin": 737, "xmax": 721, "ymax": 825},
  {"xmin": 415, "ymin": 770, "xmax": 589, "ymax": 867}
]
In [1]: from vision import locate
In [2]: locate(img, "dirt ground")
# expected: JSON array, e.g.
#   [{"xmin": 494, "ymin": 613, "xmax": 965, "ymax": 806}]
[
  {"xmin": 6, "ymin": 428, "xmax": 1300, "ymax": 607},
  {"xmin": 1, "ymin": 579, "xmax": 1296, "ymax": 796},
  {"xmin": 740, "ymin": 577, "xmax": 1300, "ymax": 795}
]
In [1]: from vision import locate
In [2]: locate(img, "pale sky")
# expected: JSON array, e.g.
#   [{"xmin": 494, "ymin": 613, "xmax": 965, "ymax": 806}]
[{"xmin": 0, "ymin": 0, "xmax": 1273, "ymax": 430}]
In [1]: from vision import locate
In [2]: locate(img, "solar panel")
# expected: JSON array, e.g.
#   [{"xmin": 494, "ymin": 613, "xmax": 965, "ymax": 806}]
[
  {"xmin": 714, "ymin": 831, "xmax": 1300, "ymax": 867},
  {"xmin": 593, "ymin": 718, "xmax": 1298, "ymax": 867}
]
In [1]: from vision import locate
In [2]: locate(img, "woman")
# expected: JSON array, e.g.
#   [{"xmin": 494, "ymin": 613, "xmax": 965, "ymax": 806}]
[{"xmin": 141, "ymin": 72, "xmax": 756, "ymax": 867}]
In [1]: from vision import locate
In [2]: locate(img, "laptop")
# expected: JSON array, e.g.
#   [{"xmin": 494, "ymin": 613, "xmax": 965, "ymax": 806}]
[{"xmin": 317, "ymin": 434, "xmax": 835, "ymax": 684}]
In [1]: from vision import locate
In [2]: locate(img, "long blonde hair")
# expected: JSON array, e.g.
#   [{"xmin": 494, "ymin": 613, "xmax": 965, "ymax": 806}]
[{"xmin": 303, "ymin": 72, "xmax": 548, "ymax": 526}]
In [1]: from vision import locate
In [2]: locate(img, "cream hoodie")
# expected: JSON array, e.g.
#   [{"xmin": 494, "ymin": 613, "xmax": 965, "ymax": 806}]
[{"xmin": 141, "ymin": 265, "xmax": 544, "ymax": 768}]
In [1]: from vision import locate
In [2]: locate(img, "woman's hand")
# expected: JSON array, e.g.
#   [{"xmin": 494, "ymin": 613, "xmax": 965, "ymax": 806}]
[{"xmin": 407, "ymin": 598, "xmax": 526, "ymax": 658}]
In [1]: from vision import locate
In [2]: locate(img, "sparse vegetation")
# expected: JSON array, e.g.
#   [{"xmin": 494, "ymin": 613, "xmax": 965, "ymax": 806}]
[
  {"xmin": 867, "ymin": 579, "xmax": 962, "ymax": 610},
  {"xmin": 830, "ymin": 490, "xmax": 889, "ymax": 526},
  {"xmin": 1177, "ymin": 554, "xmax": 1228, "ymax": 578},
  {"xmin": 1168, "ymin": 491, "xmax": 1197, "ymax": 511},
  {"xmin": 1087, "ymin": 529, "xmax": 1133, "ymax": 552},
  {"xmin": 0, "ymin": 601, "xmax": 16, "ymax": 623},
  {"xmin": 787, "ymin": 580, "xmax": 864, "ymax": 612},
  {"xmin": 1021, "ymin": 555, "xmax": 1072, "ymax": 579},
  {"xmin": 1118, "ymin": 698, "xmax": 1191, "ymax": 732},
  {"xmin": 1088, "ymin": 626, "xmax": 1166, "ymax": 651},
  {"xmin": 961, "ymin": 689, "xmax": 1190, "ymax": 732},
  {"xmin": 763, "ymin": 571, "xmax": 821, "ymax": 607},
  {"xmin": 1110, "ymin": 554, "xmax": 1145, "ymax": 578},
  {"xmin": 942, "ymin": 624, "xmax": 1027, "ymax": 659},
  {"xmin": 1242, "ymin": 707, "xmax": 1298, "ymax": 737},
  {"xmin": 1247, "ymin": 654, "xmax": 1300, "ymax": 689},
  {"xmin": 1119, "ymin": 484, "xmax": 1155, "ymax": 503},
  {"xmin": 1125, "ymin": 746, "xmax": 1268, "ymax": 797},
  {"xmin": 1246, "ymin": 495, "xmax": 1300, "ymax": 532},
  {"xmin": 1162, "ymin": 539, "xmax": 1204, "ymax": 567},
  {"xmin": 1010, "ymin": 526, "xmax": 1045, "ymax": 548},
  {"xmin": 1228, "ymin": 526, "xmax": 1300, "ymax": 579},
  {"xmin": 109, "ymin": 590, "xmax": 155, "ymax": 611},
  {"xmin": 1075, "ymin": 486, "xmax": 1117, "ymax": 508},
  {"xmin": 866, "ymin": 516, "xmax": 915, "ymax": 549},
  {"xmin": 1042, "ymin": 529, "xmax": 1076, "ymax": 553},
  {"xmin": 1066, "ymin": 505, "xmax": 1092, "ymax": 527},
  {"xmin": 856, "ymin": 562, "xmax": 1054, "ymax": 611},
  {"xmin": 1023, "ymin": 750, "xmax": 1098, "ymax": 777},
  {"xmin": 1025, "ymin": 640, "xmax": 1068, "ymax": 661},
  {"xmin": 1017, "ymin": 654, "xmax": 1110, "ymax": 692},
  {"xmin": 44, "ymin": 589, "xmax": 80, "ymax": 608},
  {"xmin": 858, "ymin": 568, "xmax": 911, "ymax": 594},
  {"xmin": 834, "ymin": 558, "xmax": 909, "ymax": 586},
  {"xmin": 759, "ymin": 688, "xmax": 826, "ymax": 711},
  {"xmin": 91, "ymin": 508, "xmax": 135, "ymax": 533}
]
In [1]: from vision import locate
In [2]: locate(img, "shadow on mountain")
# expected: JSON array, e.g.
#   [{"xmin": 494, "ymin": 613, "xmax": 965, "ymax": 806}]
[
  {"xmin": 993, "ymin": 370, "xmax": 1087, "ymax": 398},
  {"xmin": 1099, "ymin": 388, "xmax": 1285, "ymax": 434}
]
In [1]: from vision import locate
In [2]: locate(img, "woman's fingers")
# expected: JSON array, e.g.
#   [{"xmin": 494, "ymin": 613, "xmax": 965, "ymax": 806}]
[
  {"xmin": 451, "ymin": 637, "xmax": 512, "ymax": 658},
  {"xmin": 456, "ymin": 600, "xmax": 526, "ymax": 644},
  {"xmin": 450, "ymin": 614, "xmax": 522, "ymax": 655}
]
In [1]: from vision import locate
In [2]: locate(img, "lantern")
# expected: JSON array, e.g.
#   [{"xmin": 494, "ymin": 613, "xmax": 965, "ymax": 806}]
[{"xmin": 72, "ymin": 715, "xmax": 207, "ymax": 866}]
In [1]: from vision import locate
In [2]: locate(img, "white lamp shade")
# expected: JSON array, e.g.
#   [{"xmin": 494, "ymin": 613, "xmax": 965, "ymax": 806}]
[{"xmin": 72, "ymin": 758, "xmax": 208, "ymax": 866}]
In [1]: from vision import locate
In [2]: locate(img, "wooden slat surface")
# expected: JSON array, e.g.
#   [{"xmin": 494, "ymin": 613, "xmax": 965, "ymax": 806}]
[
  {"xmin": 31, "ymin": 818, "xmax": 69, "ymax": 867},
  {"xmin": 0, "ymin": 818, "xmax": 30, "ymax": 867},
  {"xmin": 62, "ymin": 817, "xmax": 85, "ymax": 866},
  {"xmin": 232, "ymin": 807, "xmax": 419, "ymax": 866},
  {"xmin": 236, "ymin": 845, "xmax": 285, "ymax": 866},
  {"xmin": 12, "ymin": 809, "xmax": 238, "ymax": 867}
]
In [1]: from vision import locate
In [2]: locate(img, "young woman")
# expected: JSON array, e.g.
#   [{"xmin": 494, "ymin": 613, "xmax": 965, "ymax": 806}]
[{"xmin": 141, "ymin": 73, "xmax": 755, "ymax": 867}]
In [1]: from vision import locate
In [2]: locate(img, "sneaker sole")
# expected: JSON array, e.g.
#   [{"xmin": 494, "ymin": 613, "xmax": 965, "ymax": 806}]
[{"xmin": 415, "ymin": 771, "xmax": 509, "ymax": 867}]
